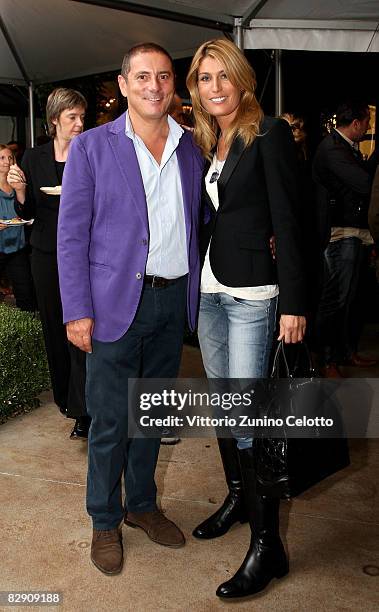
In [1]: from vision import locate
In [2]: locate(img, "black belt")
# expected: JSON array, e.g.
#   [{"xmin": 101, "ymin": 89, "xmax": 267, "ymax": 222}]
[{"xmin": 144, "ymin": 274, "xmax": 183, "ymax": 288}]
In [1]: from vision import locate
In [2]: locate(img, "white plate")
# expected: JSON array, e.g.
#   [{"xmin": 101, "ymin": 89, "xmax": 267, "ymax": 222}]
[
  {"xmin": 1, "ymin": 218, "xmax": 34, "ymax": 226},
  {"xmin": 40, "ymin": 186, "xmax": 62, "ymax": 195}
]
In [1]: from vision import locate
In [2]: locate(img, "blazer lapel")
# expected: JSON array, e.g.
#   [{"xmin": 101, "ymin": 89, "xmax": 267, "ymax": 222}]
[
  {"xmin": 40, "ymin": 140, "xmax": 59, "ymax": 185},
  {"xmin": 176, "ymin": 135, "xmax": 194, "ymax": 247},
  {"xmin": 107, "ymin": 120, "xmax": 149, "ymax": 230},
  {"xmin": 217, "ymin": 136, "xmax": 246, "ymax": 199},
  {"xmin": 202, "ymin": 157, "xmax": 216, "ymax": 214}
]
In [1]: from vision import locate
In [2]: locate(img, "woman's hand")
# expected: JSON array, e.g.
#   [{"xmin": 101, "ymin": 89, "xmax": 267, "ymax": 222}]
[
  {"xmin": 269, "ymin": 236, "xmax": 276, "ymax": 260},
  {"xmin": 0, "ymin": 223, "xmax": 8, "ymax": 231},
  {"xmin": 7, "ymin": 164, "xmax": 27, "ymax": 193},
  {"xmin": 278, "ymin": 314, "xmax": 306, "ymax": 343}
]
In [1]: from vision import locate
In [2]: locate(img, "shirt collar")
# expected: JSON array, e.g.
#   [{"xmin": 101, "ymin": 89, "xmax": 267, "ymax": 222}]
[
  {"xmin": 124, "ymin": 110, "xmax": 184, "ymax": 143},
  {"xmin": 335, "ymin": 128, "xmax": 355, "ymax": 148}
]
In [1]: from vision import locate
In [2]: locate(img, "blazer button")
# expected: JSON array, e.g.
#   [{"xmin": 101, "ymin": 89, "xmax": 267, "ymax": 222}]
[
  {"xmin": 142, "ymin": 238, "xmax": 148, "ymax": 246},
  {"xmin": 136, "ymin": 272, "xmax": 142, "ymax": 280}
]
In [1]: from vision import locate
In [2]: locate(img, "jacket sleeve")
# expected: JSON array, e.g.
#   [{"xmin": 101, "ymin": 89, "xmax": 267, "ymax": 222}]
[
  {"xmin": 13, "ymin": 149, "xmax": 36, "ymax": 220},
  {"xmin": 318, "ymin": 139, "xmax": 371, "ymax": 197},
  {"xmin": 368, "ymin": 165, "xmax": 379, "ymax": 245},
  {"xmin": 260, "ymin": 119, "xmax": 307, "ymax": 315},
  {"xmin": 57, "ymin": 136, "xmax": 95, "ymax": 324}
]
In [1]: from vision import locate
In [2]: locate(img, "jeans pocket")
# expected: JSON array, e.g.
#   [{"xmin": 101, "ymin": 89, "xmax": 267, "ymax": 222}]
[{"xmin": 231, "ymin": 296, "xmax": 270, "ymax": 309}]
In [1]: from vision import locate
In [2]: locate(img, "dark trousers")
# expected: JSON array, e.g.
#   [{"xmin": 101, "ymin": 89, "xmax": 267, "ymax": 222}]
[
  {"xmin": 86, "ymin": 276, "xmax": 187, "ymax": 530},
  {"xmin": 31, "ymin": 248, "xmax": 86, "ymax": 417},
  {"xmin": 0, "ymin": 248, "xmax": 36, "ymax": 311},
  {"xmin": 315, "ymin": 237, "xmax": 364, "ymax": 364}
]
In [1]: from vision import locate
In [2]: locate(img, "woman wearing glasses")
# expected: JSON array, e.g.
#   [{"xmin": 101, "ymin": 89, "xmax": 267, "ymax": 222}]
[
  {"xmin": 0, "ymin": 144, "xmax": 35, "ymax": 311},
  {"xmin": 7, "ymin": 89, "xmax": 90, "ymax": 439},
  {"xmin": 186, "ymin": 39, "xmax": 306, "ymax": 599}
]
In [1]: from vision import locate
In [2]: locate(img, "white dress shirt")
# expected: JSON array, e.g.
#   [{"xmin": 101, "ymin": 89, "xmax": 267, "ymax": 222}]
[{"xmin": 125, "ymin": 111, "xmax": 188, "ymax": 278}]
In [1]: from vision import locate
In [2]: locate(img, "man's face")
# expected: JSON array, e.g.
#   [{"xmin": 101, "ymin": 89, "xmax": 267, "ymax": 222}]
[
  {"xmin": 53, "ymin": 106, "xmax": 85, "ymax": 141},
  {"xmin": 118, "ymin": 51, "xmax": 174, "ymax": 122},
  {"xmin": 352, "ymin": 111, "xmax": 370, "ymax": 142}
]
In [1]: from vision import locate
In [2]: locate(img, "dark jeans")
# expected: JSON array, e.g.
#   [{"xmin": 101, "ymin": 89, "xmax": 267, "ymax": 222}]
[
  {"xmin": 0, "ymin": 248, "xmax": 36, "ymax": 311},
  {"xmin": 31, "ymin": 248, "xmax": 86, "ymax": 417},
  {"xmin": 315, "ymin": 237, "xmax": 365, "ymax": 364},
  {"xmin": 86, "ymin": 276, "xmax": 187, "ymax": 530}
]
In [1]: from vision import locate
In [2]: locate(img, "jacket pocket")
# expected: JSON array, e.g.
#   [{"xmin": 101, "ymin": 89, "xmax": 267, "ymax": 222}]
[
  {"xmin": 89, "ymin": 261, "xmax": 109, "ymax": 269},
  {"xmin": 235, "ymin": 231, "xmax": 268, "ymax": 250}
]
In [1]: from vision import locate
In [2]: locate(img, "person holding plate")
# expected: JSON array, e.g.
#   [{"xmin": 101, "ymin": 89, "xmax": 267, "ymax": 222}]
[
  {"xmin": 7, "ymin": 88, "xmax": 90, "ymax": 438},
  {"xmin": 0, "ymin": 144, "xmax": 35, "ymax": 311}
]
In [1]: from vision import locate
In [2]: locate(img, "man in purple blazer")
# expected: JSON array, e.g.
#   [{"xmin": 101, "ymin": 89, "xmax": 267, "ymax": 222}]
[{"xmin": 57, "ymin": 43, "xmax": 203, "ymax": 575}]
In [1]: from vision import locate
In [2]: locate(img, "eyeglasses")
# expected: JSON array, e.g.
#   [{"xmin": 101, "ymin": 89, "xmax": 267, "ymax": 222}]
[{"xmin": 209, "ymin": 170, "xmax": 220, "ymax": 184}]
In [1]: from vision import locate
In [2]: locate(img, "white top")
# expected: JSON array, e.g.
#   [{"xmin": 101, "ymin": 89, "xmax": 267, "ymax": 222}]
[
  {"xmin": 201, "ymin": 154, "xmax": 279, "ymax": 300},
  {"xmin": 125, "ymin": 111, "xmax": 188, "ymax": 279}
]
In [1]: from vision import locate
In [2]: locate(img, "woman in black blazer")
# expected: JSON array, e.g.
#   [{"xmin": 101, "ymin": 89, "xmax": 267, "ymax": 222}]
[
  {"xmin": 187, "ymin": 40, "xmax": 306, "ymax": 599},
  {"xmin": 8, "ymin": 89, "xmax": 89, "ymax": 438}
]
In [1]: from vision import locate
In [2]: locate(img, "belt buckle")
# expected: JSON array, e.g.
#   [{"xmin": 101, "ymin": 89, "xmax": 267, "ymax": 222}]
[{"xmin": 151, "ymin": 275, "xmax": 158, "ymax": 288}]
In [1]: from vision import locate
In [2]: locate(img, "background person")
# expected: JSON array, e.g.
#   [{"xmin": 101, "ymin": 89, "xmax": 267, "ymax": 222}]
[
  {"xmin": 313, "ymin": 100, "xmax": 378, "ymax": 376},
  {"xmin": 187, "ymin": 38, "xmax": 306, "ymax": 600},
  {"xmin": 7, "ymin": 140, "xmax": 25, "ymax": 165},
  {"xmin": 0, "ymin": 145, "xmax": 35, "ymax": 311},
  {"xmin": 281, "ymin": 112, "xmax": 308, "ymax": 164},
  {"xmin": 7, "ymin": 88, "xmax": 90, "ymax": 438}
]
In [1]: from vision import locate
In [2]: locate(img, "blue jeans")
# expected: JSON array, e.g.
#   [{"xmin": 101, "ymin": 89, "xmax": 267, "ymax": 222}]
[
  {"xmin": 198, "ymin": 292, "xmax": 277, "ymax": 449},
  {"xmin": 86, "ymin": 276, "xmax": 187, "ymax": 529},
  {"xmin": 315, "ymin": 237, "xmax": 364, "ymax": 365}
]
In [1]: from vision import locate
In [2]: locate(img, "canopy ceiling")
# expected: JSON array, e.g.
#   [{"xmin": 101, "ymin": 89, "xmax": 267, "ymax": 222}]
[{"xmin": 1, "ymin": 0, "xmax": 378, "ymax": 85}]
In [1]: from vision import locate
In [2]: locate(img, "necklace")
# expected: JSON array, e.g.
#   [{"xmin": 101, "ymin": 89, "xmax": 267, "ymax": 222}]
[{"xmin": 216, "ymin": 133, "xmax": 228, "ymax": 161}]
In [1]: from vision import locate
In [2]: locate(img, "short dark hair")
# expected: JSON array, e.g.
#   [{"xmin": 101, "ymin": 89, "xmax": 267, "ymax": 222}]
[
  {"xmin": 121, "ymin": 42, "xmax": 174, "ymax": 80},
  {"xmin": 46, "ymin": 88, "xmax": 87, "ymax": 137},
  {"xmin": 336, "ymin": 100, "xmax": 369, "ymax": 127}
]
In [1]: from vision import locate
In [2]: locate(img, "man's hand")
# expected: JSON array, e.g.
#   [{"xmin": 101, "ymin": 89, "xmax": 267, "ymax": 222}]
[
  {"xmin": 278, "ymin": 314, "xmax": 306, "ymax": 344},
  {"xmin": 66, "ymin": 317, "xmax": 94, "ymax": 353}
]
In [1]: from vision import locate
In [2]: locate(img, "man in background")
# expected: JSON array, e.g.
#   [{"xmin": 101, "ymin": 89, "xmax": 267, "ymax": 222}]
[{"xmin": 313, "ymin": 100, "xmax": 378, "ymax": 376}]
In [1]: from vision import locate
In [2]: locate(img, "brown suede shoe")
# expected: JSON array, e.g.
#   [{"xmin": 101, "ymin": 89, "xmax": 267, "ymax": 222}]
[
  {"xmin": 320, "ymin": 364, "xmax": 344, "ymax": 378},
  {"xmin": 125, "ymin": 510, "xmax": 185, "ymax": 548},
  {"xmin": 91, "ymin": 528, "xmax": 123, "ymax": 575}
]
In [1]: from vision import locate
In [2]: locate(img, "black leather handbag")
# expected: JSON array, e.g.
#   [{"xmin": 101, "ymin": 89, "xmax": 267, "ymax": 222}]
[{"xmin": 253, "ymin": 341, "xmax": 350, "ymax": 498}]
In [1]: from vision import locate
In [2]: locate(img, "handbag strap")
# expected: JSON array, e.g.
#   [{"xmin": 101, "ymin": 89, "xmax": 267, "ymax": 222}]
[{"xmin": 270, "ymin": 340, "xmax": 316, "ymax": 379}]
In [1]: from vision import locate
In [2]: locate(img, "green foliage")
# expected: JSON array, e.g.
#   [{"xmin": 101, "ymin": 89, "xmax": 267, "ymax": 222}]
[{"xmin": 0, "ymin": 304, "xmax": 50, "ymax": 422}]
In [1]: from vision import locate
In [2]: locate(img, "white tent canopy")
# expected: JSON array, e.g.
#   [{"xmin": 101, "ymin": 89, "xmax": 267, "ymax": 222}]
[
  {"xmin": 1, "ymin": 0, "xmax": 378, "ymax": 86},
  {"xmin": 1, "ymin": 0, "xmax": 377, "ymax": 145}
]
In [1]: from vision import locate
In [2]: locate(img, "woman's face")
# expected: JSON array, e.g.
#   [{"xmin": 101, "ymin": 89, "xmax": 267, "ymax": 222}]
[
  {"xmin": 0, "ymin": 148, "xmax": 13, "ymax": 174},
  {"xmin": 197, "ymin": 56, "xmax": 241, "ymax": 126},
  {"xmin": 53, "ymin": 106, "xmax": 85, "ymax": 141}
]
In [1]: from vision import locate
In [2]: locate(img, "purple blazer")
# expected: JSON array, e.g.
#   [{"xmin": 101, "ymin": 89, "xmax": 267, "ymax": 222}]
[{"xmin": 57, "ymin": 113, "xmax": 203, "ymax": 342}]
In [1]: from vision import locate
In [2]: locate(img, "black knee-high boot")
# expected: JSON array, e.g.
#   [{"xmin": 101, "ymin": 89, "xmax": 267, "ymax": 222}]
[
  {"xmin": 193, "ymin": 438, "xmax": 247, "ymax": 539},
  {"xmin": 216, "ymin": 446, "xmax": 288, "ymax": 598}
]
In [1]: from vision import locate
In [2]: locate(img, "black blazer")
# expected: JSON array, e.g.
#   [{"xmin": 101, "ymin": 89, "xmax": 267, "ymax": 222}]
[
  {"xmin": 200, "ymin": 117, "xmax": 306, "ymax": 315},
  {"xmin": 312, "ymin": 128, "xmax": 377, "ymax": 232},
  {"xmin": 15, "ymin": 140, "xmax": 61, "ymax": 253}
]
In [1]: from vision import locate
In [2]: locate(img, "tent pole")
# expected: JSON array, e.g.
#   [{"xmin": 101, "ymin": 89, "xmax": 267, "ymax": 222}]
[
  {"xmin": 274, "ymin": 49, "xmax": 283, "ymax": 116},
  {"xmin": 28, "ymin": 82, "xmax": 35, "ymax": 148},
  {"xmin": 234, "ymin": 18, "xmax": 244, "ymax": 50}
]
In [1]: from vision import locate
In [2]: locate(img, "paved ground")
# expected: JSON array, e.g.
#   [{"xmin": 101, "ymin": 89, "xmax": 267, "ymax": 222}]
[{"xmin": 0, "ymin": 342, "xmax": 378, "ymax": 612}]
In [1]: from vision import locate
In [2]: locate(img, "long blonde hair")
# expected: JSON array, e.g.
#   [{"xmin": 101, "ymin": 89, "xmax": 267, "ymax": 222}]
[{"xmin": 186, "ymin": 39, "xmax": 263, "ymax": 159}]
